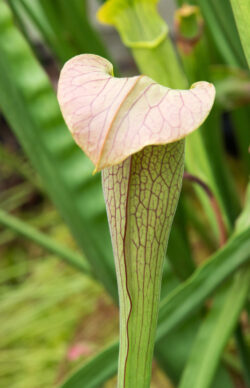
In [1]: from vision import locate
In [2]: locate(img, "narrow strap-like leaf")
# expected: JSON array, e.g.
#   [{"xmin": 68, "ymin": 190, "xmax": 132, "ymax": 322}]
[
  {"xmin": 59, "ymin": 228, "xmax": 250, "ymax": 387},
  {"xmin": 0, "ymin": 1, "xmax": 117, "ymax": 298},
  {"xmin": 230, "ymin": 0, "xmax": 250, "ymax": 68},
  {"xmin": 178, "ymin": 268, "xmax": 250, "ymax": 388},
  {"xmin": 0, "ymin": 209, "xmax": 91, "ymax": 275}
]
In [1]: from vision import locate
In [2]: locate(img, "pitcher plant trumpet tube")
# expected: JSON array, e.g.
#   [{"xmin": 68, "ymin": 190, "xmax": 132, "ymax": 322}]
[{"xmin": 57, "ymin": 54, "xmax": 215, "ymax": 388}]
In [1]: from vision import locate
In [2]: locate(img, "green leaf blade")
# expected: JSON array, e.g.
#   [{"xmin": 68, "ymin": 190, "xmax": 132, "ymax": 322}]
[
  {"xmin": 60, "ymin": 343, "xmax": 119, "ymax": 388},
  {"xmin": 59, "ymin": 228, "xmax": 250, "ymax": 387},
  {"xmin": 179, "ymin": 269, "xmax": 250, "ymax": 388},
  {"xmin": 0, "ymin": 1, "xmax": 117, "ymax": 298},
  {"xmin": 230, "ymin": 0, "xmax": 250, "ymax": 68}
]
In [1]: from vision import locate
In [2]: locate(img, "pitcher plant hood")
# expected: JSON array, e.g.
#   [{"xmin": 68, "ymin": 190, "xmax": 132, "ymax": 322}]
[{"xmin": 57, "ymin": 54, "xmax": 215, "ymax": 171}]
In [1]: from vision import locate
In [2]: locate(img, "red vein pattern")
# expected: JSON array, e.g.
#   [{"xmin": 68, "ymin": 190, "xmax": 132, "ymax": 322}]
[
  {"xmin": 57, "ymin": 54, "xmax": 215, "ymax": 172},
  {"xmin": 102, "ymin": 142, "xmax": 185, "ymax": 387},
  {"xmin": 57, "ymin": 53, "xmax": 215, "ymax": 387}
]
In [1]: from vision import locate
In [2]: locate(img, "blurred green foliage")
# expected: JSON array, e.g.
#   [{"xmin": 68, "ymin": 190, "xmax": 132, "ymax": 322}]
[{"xmin": 0, "ymin": 0, "xmax": 249, "ymax": 387}]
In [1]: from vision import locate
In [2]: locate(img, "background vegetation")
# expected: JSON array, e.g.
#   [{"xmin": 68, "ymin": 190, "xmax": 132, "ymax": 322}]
[{"xmin": 0, "ymin": 0, "xmax": 249, "ymax": 387}]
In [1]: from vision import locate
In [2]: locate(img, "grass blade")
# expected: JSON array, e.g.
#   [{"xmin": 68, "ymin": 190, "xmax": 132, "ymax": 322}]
[
  {"xmin": 59, "ymin": 228, "xmax": 250, "ymax": 387},
  {"xmin": 156, "ymin": 227, "xmax": 250, "ymax": 337},
  {"xmin": 60, "ymin": 343, "xmax": 119, "ymax": 388},
  {"xmin": 8, "ymin": 0, "xmax": 111, "ymax": 64},
  {"xmin": 181, "ymin": 0, "xmax": 247, "ymax": 67},
  {"xmin": 230, "ymin": 0, "xmax": 250, "ymax": 68},
  {"xmin": 0, "ymin": 209, "xmax": 91, "ymax": 275},
  {"xmin": 178, "ymin": 182, "xmax": 250, "ymax": 388},
  {"xmin": 178, "ymin": 268, "xmax": 250, "ymax": 388},
  {"xmin": 0, "ymin": 1, "xmax": 117, "ymax": 298}
]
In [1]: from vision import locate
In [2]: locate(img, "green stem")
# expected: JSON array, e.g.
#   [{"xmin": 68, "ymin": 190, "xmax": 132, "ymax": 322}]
[
  {"xmin": 183, "ymin": 172, "xmax": 227, "ymax": 246},
  {"xmin": 132, "ymin": 38, "xmax": 187, "ymax": 88},
  {"xmin": 175, "ymin": 4, "xmax": 241, "ymax": 234},
  {"xmin": 0, "ymin": 209, "xmax": 91, "ymax": 275}
]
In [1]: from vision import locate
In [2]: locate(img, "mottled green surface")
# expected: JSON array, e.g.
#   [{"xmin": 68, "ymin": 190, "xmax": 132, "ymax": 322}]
[{"xmin": 103, "ymin": 143, "xmax": 184, "ymax": 387}]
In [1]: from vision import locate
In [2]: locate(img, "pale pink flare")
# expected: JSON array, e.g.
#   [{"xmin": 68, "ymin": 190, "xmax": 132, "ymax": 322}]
[
  {"xmin": 58, "ymin": 54, "xmax": 215, "ymax": 171},
  {"xmin": 67, "ymin": 343, "xmax": 91, "ymax": 361}
]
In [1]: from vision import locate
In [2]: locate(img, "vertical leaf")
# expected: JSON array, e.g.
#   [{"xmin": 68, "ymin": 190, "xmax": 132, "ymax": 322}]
[
  {"xmin": 178, "ymin": 270, "xmax": 250, "ymax": 388},
  {"xmin": 8, "ymin": 0, "xmax": 111, "ymax": 63},
  {"xmin": 178, "ymin": 0, "xmax": 247, "ymax": 67},
  {"xmin": 179, "ymin": 185, "xmax": 250, "ymax": 388},
  {"xmin": 230, "ymin": 0, "xmax": 250, "ymax": 68},
  {"xmin": 0, "ymin": 209, "xmax": 91, "ymax": 275},
  {"xmin": 175, "ymin": 4, "xmax": 241, "ymax": 234},
  {"xmin": 59, "ymin": 227, "xmax": 250, "ymax": 388}
]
